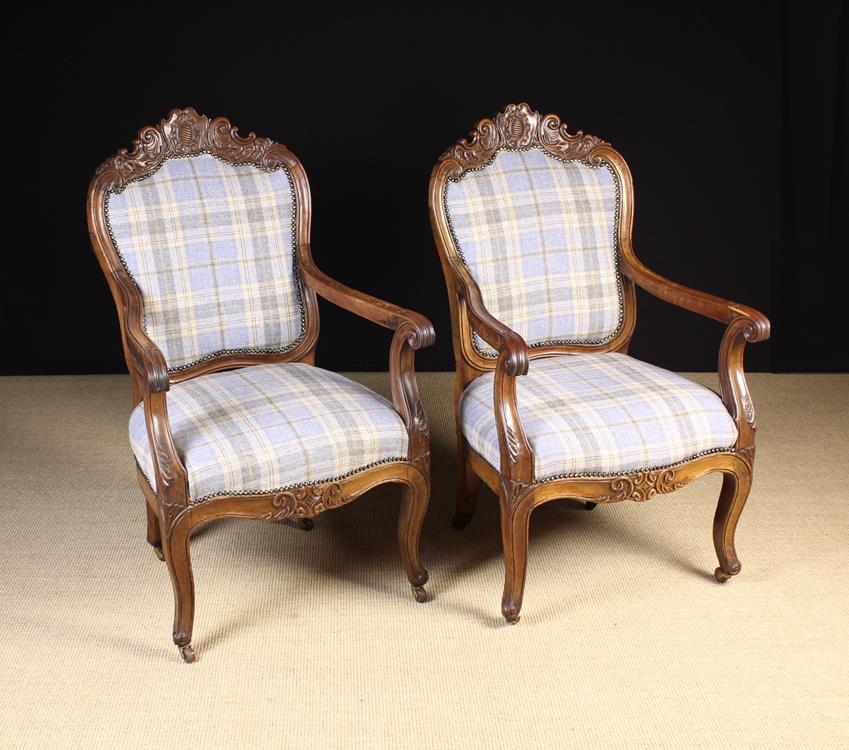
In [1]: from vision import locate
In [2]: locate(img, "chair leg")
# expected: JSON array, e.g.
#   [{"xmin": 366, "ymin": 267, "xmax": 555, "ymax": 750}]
[
  {"xmin": 452, "ymin": 436, "xmax": 480, "ymax": 529},
  {"xmin": 162, "ymin": 518, "xmax": 197, "ymax": 662},
  {"xmin": 146, "ymin": 502, "xmax": 165, "ymax": 561},
  {"xmin": 499, "ymin": 494, "xmax": 533, "ymax": 624},
  {"xmin": 398, "ymin": 469, "xmax": 430, "ymax": 603},
  {"xmin": 713, "ymin": 468, "xmax": 752, "ymax": 583}
]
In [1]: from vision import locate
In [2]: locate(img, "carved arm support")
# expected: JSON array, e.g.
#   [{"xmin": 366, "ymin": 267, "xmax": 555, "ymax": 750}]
[
  {"xmin": 113, "ymin": 273, "xmax": 190, "ymax": 523},
  {"xmin": 298, "ymin": 245, "xmax": 436, "ymax": 462},
  {"xmin": 620, "ymin": 243, "xmax": 770, "ymax": 449},
  {"xmin": 459, "ymin": 282, "xmax": 534, "ymax": 483}
]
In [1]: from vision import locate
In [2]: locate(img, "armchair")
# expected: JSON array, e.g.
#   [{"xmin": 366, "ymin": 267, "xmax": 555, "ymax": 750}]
[
  {"xmin": 429, "ymin": 103, "xmax": 769, "ymax": 623},
  {"xmin": 88, "ymin": 108, "xmax": 434, "ymax": 661}
]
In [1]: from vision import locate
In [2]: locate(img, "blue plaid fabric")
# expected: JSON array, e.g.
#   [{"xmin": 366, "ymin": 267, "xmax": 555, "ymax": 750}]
[
  {"xmin": 106, "ymin": 154, "xmax": 304, "ymax": 370},
  {"xmin": 129, "ymin": 363, "xmax": 409, "ymax": 503},
  {"xmin": 460, "ymin": 353, "xmax": 737, "ymax": 480},
  {"xmin": 444, "ymin": 148, "xmax": 623, "ymax": 355}
]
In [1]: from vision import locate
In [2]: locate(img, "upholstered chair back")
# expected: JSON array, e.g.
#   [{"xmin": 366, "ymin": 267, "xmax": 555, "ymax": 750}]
[
  {"xmin": 443, "ymin": 147, "xmax": 623, "ymax": 355},
  {"xmin": 106, "ymin": 154, "xmax": 304, "ymax": 371}
]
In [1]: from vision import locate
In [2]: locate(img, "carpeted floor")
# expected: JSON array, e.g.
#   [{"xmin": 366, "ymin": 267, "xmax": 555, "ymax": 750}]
[{"xmin": 0, "ymin": 372, "xmax": 847, "ymax": 749}]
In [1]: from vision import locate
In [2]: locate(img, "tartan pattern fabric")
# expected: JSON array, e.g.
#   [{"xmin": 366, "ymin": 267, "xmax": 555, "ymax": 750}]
[
  {"xmin": 444, "ymin": 148, "xmax": 623, "ymax": 356},
  {"xmin": 106, "ymin": 154, "xmax": 304, "ymax": 370},
  {"xmin": 460, "ymin": 353, "xmax": 737, "ymax": 480},
  {"xmin": 129, "ymin": 363, "xmax": 409, "ymax": 503}
]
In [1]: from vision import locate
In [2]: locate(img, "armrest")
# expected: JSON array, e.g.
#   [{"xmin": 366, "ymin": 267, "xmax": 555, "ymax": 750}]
[
  {"xmin": 114, "ymin": 272, "xmax": 169, "ymax": 394},
  {"xmin": 620, "ymin": 248, "xmax": 769, "ymax": 342},
  {"xmin": 459, "ymin": 283, "xmax": 530, "ymax": 376},
  {"xmin": 620, "ymin": 241, "xmax": 770, "ymax": 453},
  {"xmin": 125, "ymin": 317, "xmax": 170, "ymax": 394},
  {"xmin": 457, "ymin": 281, "xmax": 533, "ymax": 485},
  {"xmin": 113, "ymin": 276, "xmax": 189, "ymax": 517},
  {"xmin": 299, "ymin": 244, "xmax": 434, "ymax": 347},
  {"xmin": 298, "ymin": 244, "xmax": 435, "ymax": 464}
]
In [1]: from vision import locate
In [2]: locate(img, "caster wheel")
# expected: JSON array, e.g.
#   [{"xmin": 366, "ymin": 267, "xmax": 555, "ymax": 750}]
[
  {"xmin": 412, "ymin": 586, "xmax": 429, "ymax": 603},
  {"xmin": 713, "ymin": 563, "xmax": 743, "ymax": 583},
  {"xmin": 178, "ymin": 644, "xmax": 196, "ymax": 663},
  {"xmin": 714, "ymin": 567, "xmax": 732, "ymax": 583},
  {"xmin": 451, "ymin": 517, "xmax": 468, "ymax": 530},
  {"xmin": 299, "ymin": 518, "xmax": 314, "ymax": 531},
  {"xmin": 153, "ymin": 545, "xmax": 165, "ymax": 562},
  {"xmin": 502, "ymin": 605, "xmax": 521, "ymax": 624},
  {"xmin": 584, "ymin": 502, "xmax": 597, "ymax": 511}
]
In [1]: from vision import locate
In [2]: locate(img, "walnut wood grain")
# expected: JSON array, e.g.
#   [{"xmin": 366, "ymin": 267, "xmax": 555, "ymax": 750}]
[{"xmin": 430, "ymin": 103, "xmax": 770, "ymax": 624}]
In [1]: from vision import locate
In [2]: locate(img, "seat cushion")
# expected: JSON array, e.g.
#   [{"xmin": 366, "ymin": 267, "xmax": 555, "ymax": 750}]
[
  {"xmin": 460, "ymin": 353, "xmax": 737, "ymax": 481},
  {"xmin": 130, "ymin": 363, "xmax": 408, "ymax": 503},
  {"xmin": 443, "ymin": 148, "xmax": 623, "ymax": 356}
]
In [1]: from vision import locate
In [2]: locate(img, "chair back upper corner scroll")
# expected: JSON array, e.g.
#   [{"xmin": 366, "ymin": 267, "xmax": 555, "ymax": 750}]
[{"xmin": 428, "ymin": 102, "xmax": 639, "ymax": 377}]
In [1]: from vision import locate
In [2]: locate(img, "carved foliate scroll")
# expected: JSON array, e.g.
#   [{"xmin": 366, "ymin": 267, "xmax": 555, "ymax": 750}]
[
  {"xmin": 95, "ymin": 107, "xmax": 290, "ymax": 193},
  {"xmin": 601, "ymin": 469, "xmax": 684, "ymax": 503},
  {"xmin": 441, "ymin": 102, "xmax": 608, "ymax": 177},
  {"xmin": 256, "ymin": 483, "xmax": 352, "ymax": 522}
]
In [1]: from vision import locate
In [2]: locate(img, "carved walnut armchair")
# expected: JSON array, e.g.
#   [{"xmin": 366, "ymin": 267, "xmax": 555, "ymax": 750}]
[
  {"xmin": 429, "ymin": 104, "xmax": 769, "ymax": 624},
  {"xmin": 88, "ymin": 108, "xmax": 434, "ymax": 661}
]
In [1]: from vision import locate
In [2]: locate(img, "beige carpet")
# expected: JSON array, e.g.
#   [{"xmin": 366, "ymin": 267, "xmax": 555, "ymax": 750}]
[{"xmin": 0, "ymin": 372, "xmax": 847, "ymax": 749}]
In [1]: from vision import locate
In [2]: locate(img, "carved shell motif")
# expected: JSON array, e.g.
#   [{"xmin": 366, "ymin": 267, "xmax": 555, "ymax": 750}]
[
  {"xmin": 603, "ymin": 469, "xmax": 684, "ymax": 503},
  {"xmin": 441, "ymin": 102, "xmax": 608, "ymax": 176},
  {"xmin": 257, "ymin": 483, "xmax": 351, "ymax": 522},
  {"xmin": 95, "ymin": 107, "xmax": 290, "ymax": 193}
]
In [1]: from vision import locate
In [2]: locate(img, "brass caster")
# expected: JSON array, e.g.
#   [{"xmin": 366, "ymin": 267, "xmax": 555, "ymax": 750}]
[
  {"xmin": 502, "ymin": 604, "xmax": 521, "ymax": 624},
  {"xmin": 153, "ymin": 545, "xmax": 165, "ymax": 562},
  {"xmin": 178, "ymin": 644, "xmax": 196, "ymax": 663},
  {"xmin": 584, "ymin": 502, "xmax": 597, "ymax": 511},
  {"xmin": 299, "ymin": 518, "xmax": 314, "ymax": 532},
  {"xmin": 412, "ymin": 586, "xmax": 429, "ymax": 603},
  {"xmin": 714, "ymin": 565, "xmax": 741, "ymax": 583}
]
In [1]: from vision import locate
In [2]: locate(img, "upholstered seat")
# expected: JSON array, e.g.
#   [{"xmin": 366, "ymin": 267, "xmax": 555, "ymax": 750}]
[
  {"xmin": 460, "ymin": 353, "xmax": 737, "ymax": 481},
  {"xmin": 129, "ymin": 362, "xmax": 409, "ymax": 503}
]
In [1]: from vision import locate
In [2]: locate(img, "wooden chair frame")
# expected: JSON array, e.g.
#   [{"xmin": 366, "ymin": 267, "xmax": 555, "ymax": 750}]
[
  {"xmin": 428, "ymin": 103, "xmax": 770, "ymax": 623},
  {"xmin": 88, "ymin": 108, "xmax": 435, "ymax": 661}
]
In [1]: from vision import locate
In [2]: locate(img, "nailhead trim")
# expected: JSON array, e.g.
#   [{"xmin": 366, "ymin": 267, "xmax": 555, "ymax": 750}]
[
  {"xmin": 103, "ymin": 152, "xmax": 307, "ymax": 373},
  {"xmin": 443, "ymin": 146, "xmax": 625, "ymax": 358},
  {"xmin": 470, "ymin": 446, "xmax": 737, "ymax": 485},
  {"xmin": 136, "ymin": 455, "xmax": 409, "ymax": 506}
]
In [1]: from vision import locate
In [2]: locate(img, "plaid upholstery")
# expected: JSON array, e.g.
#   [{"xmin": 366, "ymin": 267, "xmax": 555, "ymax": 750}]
[
  {"xmin": 129, "ymin": 363, "xmax": 408, "ymax": 503},
  {"xmin": 444, "ymin": 148, "xmax": 622, "ymax": 355},
  {"xmin": 107, "ymin": 154, "xmax": 304, "ymax": 370},
  {"xmin": 460, "ymin": 353, "xmax": 737, "ymax": 480}
]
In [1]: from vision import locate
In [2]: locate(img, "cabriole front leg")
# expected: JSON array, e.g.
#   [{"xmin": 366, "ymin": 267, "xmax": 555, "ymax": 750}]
[
  {"xmin": 499, "ymin": 490, "xmax": 533, "ymax": 624},
  {"xmin": 162, "ymin": 514, "xmax": 197, "ymax": 662},
  {"xmin": 713, "ymin": 467, "xmax": 752, "ymax": 583},
  {"xmin": 398, "ymin": 467, "xmax": 430, "ymax": 603}
]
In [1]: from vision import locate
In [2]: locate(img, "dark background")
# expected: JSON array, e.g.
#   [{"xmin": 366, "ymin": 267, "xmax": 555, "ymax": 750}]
[{"xmin": 5, "ymin": 2, "xmax": 847, "ymax": 375}]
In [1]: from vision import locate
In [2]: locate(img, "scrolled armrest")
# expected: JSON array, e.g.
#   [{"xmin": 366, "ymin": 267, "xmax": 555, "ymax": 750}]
[
  {"xmin": 621, "ymin": 250, "xmax": 770, "ymax": 341},
  {"xmin": 299, "ymin": 245, "xmax": 435, "ymax": 346},
  {"xmin": 126, "ymin": 326, "xmax": 169, "ymax": 394},
  {"xmin": 620, "ymin": 242, "xmax": 769, "ymax": 455},
  {"xmin": 455, "ymin": 283, "xmax": 533, "ymax": 482},
  {"xmin": 117, "ymin": 280, "xmax": 169, "ymax": 394},
  {"xmin": 460, "ymin": 285, "xmax": 529, "ymax": 376},
  {"xmin": 298, "ymin": 244, "xmax": 434, "ymax": 464}
]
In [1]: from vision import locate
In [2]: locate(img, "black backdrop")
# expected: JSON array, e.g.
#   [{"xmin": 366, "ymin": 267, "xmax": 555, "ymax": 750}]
[{"xmin": 5, "ymin": 2, "xmax": 847, "ymax": 375}]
